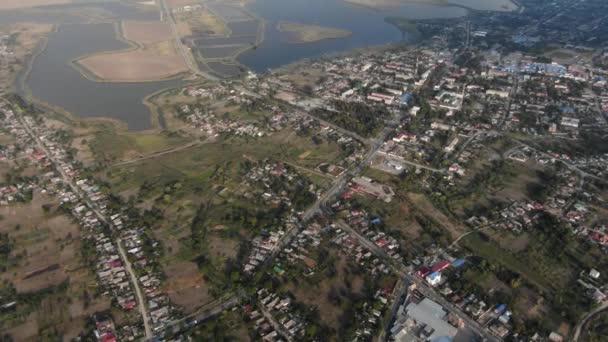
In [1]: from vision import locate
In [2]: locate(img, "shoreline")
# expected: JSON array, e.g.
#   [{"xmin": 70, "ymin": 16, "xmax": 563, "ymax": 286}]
[
  {"xmin": 12, "ymin": 24, "xmax": 187, "ymax": 132},
  {"xmin": 276, "ymin": 21, "xmax": 352, "ymax": 44},
  {"xmin": 70, "ymin": 21, "xmax": 190, "ymax": 83},
  {"xmin": 197, "ymin": 2, "xmax": 265, "ymax": 76}
]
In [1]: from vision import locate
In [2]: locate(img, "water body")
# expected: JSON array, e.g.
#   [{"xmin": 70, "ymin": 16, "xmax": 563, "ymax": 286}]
[
  {"xmin": 22, "ymin": 23, "xmax": 182, "ymax": 130},
  {"xmin": 238, "ymin": 0, "xmax": 468, "ymax": 72},
  {"xmin": 0, "ymin": 2, "xmax": 157, "ymax": 25}
]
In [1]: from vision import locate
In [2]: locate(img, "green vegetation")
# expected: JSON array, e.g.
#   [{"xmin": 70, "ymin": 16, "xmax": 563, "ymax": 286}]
[
  {"xmin": 312, "ymin": 100, "xmax": 391, "ymax": 137},
  {"xmin": 385, "ymin": 17, "xmax": 420, "ymax": 37},
  {"xmin": 583, "ymin": 311, "xmax": 608, "ymax": 342},
  {"xmin": 88, "ymin": 124, "xmax": 191, "ymax": 164},
  {"xmin": 0, "ymin": 232, "xmax": 13, "ymax": 272}
]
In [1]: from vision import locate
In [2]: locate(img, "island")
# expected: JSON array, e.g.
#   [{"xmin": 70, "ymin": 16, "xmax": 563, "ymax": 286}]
[{"xmin": 276, "ymin": 21, "xmax": 352, "ymax": 44}]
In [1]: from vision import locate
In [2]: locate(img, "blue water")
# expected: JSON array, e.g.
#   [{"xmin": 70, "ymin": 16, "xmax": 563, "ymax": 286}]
[
  {"xmin": 24, "ymin": 24, "xmax": 182, "ymax": 130},
  {"xmin": 238, "ymin": 0, "xmax": 468, "ymax": 72}
]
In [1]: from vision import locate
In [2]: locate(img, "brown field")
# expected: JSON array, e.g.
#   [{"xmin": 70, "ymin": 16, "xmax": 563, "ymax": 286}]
[
  {"xmin": 288, "ymin": 254, "xmax": 363, "ymax": 330},
  {"xmin": 78, "ymin": 19, "xmax": 187, "ymax": 82},
  {"xmin": 78, "ymin": 47, "xmax": 188, "ymax": 81},
  {"xmin": 163, "ymin": 261, "xmax": 212, "ymax": 314},
  {"xmin": 0, "ymin": 194, "xmax": 78, "ymax": 292},
  {"xmin": 1, "ymin": 192, "xmax": 111, "ymax": 340},
  {"xmin": 207, "ymin": 233, "xmax": 239, "ymax": 261},
  {"xmin": 0, "ymin": 0, "xmax": 73, "ymax": 10},
  {"xmin": 123, "ymin": 20, "xmax": 173, "ymax": 45}
]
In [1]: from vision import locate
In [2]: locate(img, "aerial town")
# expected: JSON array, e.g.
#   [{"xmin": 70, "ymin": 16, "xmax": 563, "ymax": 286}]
[{"xmin": 1, "ymin": 0, "xmax": 608, "ymax": 341}]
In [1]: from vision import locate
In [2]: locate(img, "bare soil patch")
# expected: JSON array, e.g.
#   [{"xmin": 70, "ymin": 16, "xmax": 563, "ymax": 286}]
[
  {"xmin": 123, "ymin": 20, "xmax": 173, "ymax": 45},
  {"xmin": 78, "ymin": 46, "xmax": 187, "ymax": 81},
  {"xmin": 163, "ymin": 260, "xmax": 211, "ymax": 314},
  {"xmin": 288, "ymin": 254, "xmax": 362, "ymax": 330},
  {"xmin": 207, "ymin": 233, "xmax": 239, "ymax": 261},
  {"xmin": 0, "ymin": 196, "xmax": 81, "ymax": 293}
]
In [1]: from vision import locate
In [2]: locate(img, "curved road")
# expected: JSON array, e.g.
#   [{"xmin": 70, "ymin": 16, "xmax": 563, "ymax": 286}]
[{"xmin": 572, "ymin": 303, "xmax": 608, "ymax": 341}]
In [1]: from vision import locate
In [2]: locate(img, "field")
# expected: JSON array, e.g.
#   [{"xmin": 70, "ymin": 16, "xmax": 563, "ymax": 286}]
[
  {"xmin": 175, "ymin": 7, "xmax": 227, "ymax": 37},
  {"xmin": 163, "ymin": 260, "xmax": 212, "ymax": 314},
  {"xmin": 460, "ymin": 231, "xmax": 572, "ymax": 293},
  {"xmin": 0, "ymin": 192, "xmax": 111, "ymax": 340},
  {"xmin": 122, "ymin": 20, "xmax": 173, "ymax": 45},
  {"xmin": 106, "ymin": 129, "xmax": 345, "ymax": 192},
  {"xmin": 77, "ymin": 19, "xmax": 187, "ymax": 82},
  {"xmin": 0, "ymin": 0, "xmax": 73, "ymax": 10},
  {"xmin": 287, "ymin": 253, "xmax": 364, "ymax": 330},
  {"xmin": 408, "ymin": 192, "xmax": 466, "ymax": 240},
  {"xmin": 277, "ymin": 21, "xmax": 351, "ymax": 43},
  {"xmin": 85, "ymin": 122, "xmax": 192, "ymax": 164},
  {"xmin": 78, "ymin": 42, "xmax": 187, "ymax": 82}
]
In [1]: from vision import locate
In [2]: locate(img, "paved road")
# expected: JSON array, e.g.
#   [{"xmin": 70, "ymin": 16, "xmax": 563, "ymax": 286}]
[
  {"xmin": 377, "ymin": 153, "xmax": 445, "ymax": 174},
  {"xmin": 280, "ymin": 160, "xmax": 333, "ymax": 180},
  {"xmin": 159, "ymin": 0, "xmax": 220, "ymax": 81},
  {"xmin": 13, "ymin": 106, "xmax": 153, "ymax": 338},
  {"xmin": 572, "ymin": 302, "xmax": 608, "ymax": 341},
  {"xmin": 336, "ymin": 221, "xmax": 500, "ymax": 342}
]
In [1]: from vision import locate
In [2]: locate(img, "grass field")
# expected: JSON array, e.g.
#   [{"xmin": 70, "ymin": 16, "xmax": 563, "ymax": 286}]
[
  {"xmin": 88, "ymin": 124, "xmax": 191, "ymax": 163},
  {"xmin": 108, "ymin": 129, "xmax": 345, "ymax": 192},
  {"xmin": 460, "ymin": 231, "xmax": 572, "ymax": 293}
]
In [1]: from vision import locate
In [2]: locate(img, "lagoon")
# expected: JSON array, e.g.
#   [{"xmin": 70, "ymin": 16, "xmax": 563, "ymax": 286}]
[
  {"xmin": 238, "ymin": 0, "xmax": 468, "ymax": 72},
  {"xmin": 21, "ymin": 23, "xmax": 182, "ymax": 130}
]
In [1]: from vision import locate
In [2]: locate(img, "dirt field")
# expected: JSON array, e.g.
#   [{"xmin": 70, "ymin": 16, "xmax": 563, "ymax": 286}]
[
  {"xmin": 0, "ymin": 193, "xmax": 78, "ymax": 292},
  {"xmin": 288, "ymin": 254, "xmax": 363, "ymax": 330},
  {"xmin": 163, "ymin": 260, "xmax": 212, "ymax": 314},
  {"xmin": 0, "ymin": 0, "xmax": 73, "ymax": 10},
  {"xmin": 78, "ymin": 47, "xmax": 187, "ymax": 81},
  {"xmin": 1, "ymin": 192, "xmax": 111, "ymax": 340},
  {"xmin": 78, "ymin": 19, "xmax": 187, "ymax": 82},
  {"xmin": 207, "ymin": 233, "xmax": 239, "ymax": 261},
  {"xmin": 123, "ymin": 20, "xmax": 173, "ymax": 45}
]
